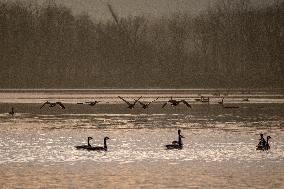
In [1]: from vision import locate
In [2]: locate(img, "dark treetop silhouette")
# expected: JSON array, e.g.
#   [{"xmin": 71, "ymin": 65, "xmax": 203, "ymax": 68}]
[{"xmin": 0, "ymin": 1, "xmax": 283, "ymax": 89}]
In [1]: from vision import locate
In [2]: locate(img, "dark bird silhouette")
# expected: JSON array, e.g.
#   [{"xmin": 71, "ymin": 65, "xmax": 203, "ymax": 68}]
[
  {"xmin": 137, "ymin": 97, "xmax": 159, "ymax": 109},
  {"xmin": 77, "ymin": 101, "xmax": 100, "ymax": 106},
  {"xmin": 264, "ymin": 136, "xmax": 271, "ymax": 150},
  {"xmin": 195, "ymin": 96, "xmax": 209, "ymax": 103},
  {"xmin": 75, "ymin": 137, "xmax": 93, "ymax": 150},
  {"xmin": 40, "ymin": 101, "xmax": 65, "ymax": 109},
  {"xmin": 165, "ymin": 130, "xmax": 184, "ymax": 150},
  {"xmin": 242, "ymin": 98, "xmax": 249, "ymax": 102},
  {"xmin": 162, "ymin": 97, "xmax": 191, "ymax": 108},
  {"xmin": 9, "ymin": 107, "xmax": 15, "ymax": 116},
  {"xmin": 85, "ymin": 137, "xmax": 110, "ymax": 151},
  {"xmin": 118, "ymin": 96, "xmax": 142, "ymax": 109},
  {"xmin": 218, "ymin": 97, "xmax": 224, "ymax": 105},
  {"xmin": 256, "ymin": 135, "xmax": 271, "ymax": 151}
]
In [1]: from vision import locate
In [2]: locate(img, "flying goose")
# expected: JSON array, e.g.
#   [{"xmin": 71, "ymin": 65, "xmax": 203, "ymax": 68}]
[
  {"xmin": 77, "ymin": 101, "xmax": 100, "ymax": 106},
  {"xmin": 118, "ymin": 96, "xmax": 142, "ymax": 109},
  {"xmin": 137, "ymin": 97, "xmax": 159, "ymax": 109},
  {"xmin": 40, "ymin": 101, "xmax": 65, "ymax": 109},
  {"xmin": 162, "ymin": 97, "xmax": 191, "ymax": 108}
]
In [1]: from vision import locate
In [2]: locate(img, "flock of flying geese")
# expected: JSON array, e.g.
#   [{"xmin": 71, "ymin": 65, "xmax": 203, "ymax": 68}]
[
  {"xmin": 75, "ymin": 129, "xmax": 185, "ymax": 151},
  {"xmin": 36, "ymin": 96, "xmax": 193, "ymax": 110},
  {"xmin": 36, "ymin": 95, "xmax": 245, "ymax": 110}
]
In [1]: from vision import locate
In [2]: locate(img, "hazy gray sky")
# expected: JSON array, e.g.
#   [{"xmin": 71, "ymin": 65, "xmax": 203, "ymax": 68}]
[{"xmin": 23, "ymin": 0, "xmax": 280, "ymax": 21}]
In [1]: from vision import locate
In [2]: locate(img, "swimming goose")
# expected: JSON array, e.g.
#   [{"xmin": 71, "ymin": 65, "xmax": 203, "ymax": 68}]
[
  {"xmin": 40, "ymin": 101, "xmax": 65, "ymax": 109},
  {"xmin": 118, "ymin": 96, "xmax": 142, "ymax": 109},
  {"xmin": 256, "ymin": 135, "xmax": 271, "ymax": 151},
  {"xmin": 264, "ymin": 136, "xmax": 271, "ymax": 150},
  {"xmin": 165, "ymin": 130, "xmax": 184, "ymax": 150},
  {"xmin": 75, "ymin": 137, "xmax": 93, "ymax": 150},
  {"xmin": 162, "ymin": 97, "xmax": 191, "ymax": 108},
  {"xmin": 87, "ymin": 137, "xmax": 110, "ymax": 151},
  {"xmin": 137, "ymin": 97, "xmax": 159, "ymax": 109},
  {"xmin": 171, "ymin": 129, "xmax": 184, "ymax": 144},
  {"xmin": 9, "ymin": 107, "xmax": 15, "ymax": 116}
]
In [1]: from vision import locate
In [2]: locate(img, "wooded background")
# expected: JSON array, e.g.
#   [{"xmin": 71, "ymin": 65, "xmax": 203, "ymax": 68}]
[{"xmin": 0, "ymin": 0, "xmax": 283, "ymax": 88}]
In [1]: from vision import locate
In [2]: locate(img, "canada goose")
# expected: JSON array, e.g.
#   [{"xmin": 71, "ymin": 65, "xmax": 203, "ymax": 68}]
[
  {"xmin": 40, "ymin": 101, "xmax": 65, "ymax": 109},
  {"xmin": 162, "ymin": 97, "xmax": 191, "ymax": 108},
  {"xmin": 264, "ymin": 136, "xmax": 271, "ymax": 150},
  {"xmin": 137, "ymin": 97, "xmax": 159, "ymax": 109},
  {"xmin": 9, "ymin": 107, "xmax": 15, "ymax": 116},
  {"xmin": 218, "ymin": 97, "xmax": 224, "ymax": 105},
  {"xmin": 165, "ymin": 130, "xmax": 184, "ymax": 150},
  {"xmin": 86, "ymin": 137, "xmax": 110, "ymax": 151},
  {"xmin": 256, "ymin": 135, "xmax": 271, "ymax": 151},
  {"xmin": 75, "ymin": 137, "xmax": 93, "ymax": 150},
  {"xmin": 77, "ymin": 101, "xmax": 100, "ymax": 106},
  {"xmin": 118, "ymin": 96, "xmax": 142, "ymax": 109}
]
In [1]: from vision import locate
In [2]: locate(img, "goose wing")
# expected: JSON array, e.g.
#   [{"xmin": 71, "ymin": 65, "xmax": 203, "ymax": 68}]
[
  {"xmin": 133, "ymin": 96, "xmax": 142, "ymax": 105},
  {"xmin": 86, "ymin": 101, "xmax": 99, "ymax": 106},
  {"xmin": 162, "ymin": 102, "xmax": 168, "ymax": 108},
  {"xmin": 118, "ymin": 96, "xmax": 131, "ymax": 106},
  {"xmin": 138, "ymin": 101, "xmax": 145, "ymax": 106},
  {"xmin": 148, "ymin": 97, "xmax": 159, "ymax": 106},
  {"xmin": 181, "ymin": 100, "xmax": 191, "ymax": 108},
  {"xmin": 56, "ymin": 102, "xmax": 65, "ymax": 109},
  {"xmin": 40, "ymin": 101, "xmax": 49, "ymax": 109}
]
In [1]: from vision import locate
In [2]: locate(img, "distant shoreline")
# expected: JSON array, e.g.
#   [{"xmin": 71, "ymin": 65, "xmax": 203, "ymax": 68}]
[{"xmin": 0, "ymin": 88, "xmax": 283, "ymax": 93}]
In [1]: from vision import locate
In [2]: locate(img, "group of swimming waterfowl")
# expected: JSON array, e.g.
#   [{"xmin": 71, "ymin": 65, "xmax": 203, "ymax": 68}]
[
  {"xmin": 75, "ymin": 136, "xmax": 110, "ymax": 151},
  {"xmin": 75, "ymin": 130, "xmax": 271, "ymax": 152},
  {"xmin": 75, "ymin": 129, "xmax": 185, "ymax": 151},
  {"xmin": 256, "ymin": 134, "xmax": 271, "ymax": 151}
]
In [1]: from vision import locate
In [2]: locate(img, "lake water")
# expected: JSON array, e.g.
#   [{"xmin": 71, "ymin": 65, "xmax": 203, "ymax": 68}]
[{"xmin": 0, "ymin": 90, "xmax": 283, "ymax": 188}]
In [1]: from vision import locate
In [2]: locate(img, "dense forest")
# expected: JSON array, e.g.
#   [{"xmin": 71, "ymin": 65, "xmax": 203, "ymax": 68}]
[{"xmin": 0, "ymin": 0, "xmax": 283, "ymax": 88}]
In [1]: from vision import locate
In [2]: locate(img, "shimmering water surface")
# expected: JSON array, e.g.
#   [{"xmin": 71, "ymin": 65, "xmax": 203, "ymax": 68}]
[{"xmin": 0, "ymin": 90, "xmax": 284, "ymax": 188}]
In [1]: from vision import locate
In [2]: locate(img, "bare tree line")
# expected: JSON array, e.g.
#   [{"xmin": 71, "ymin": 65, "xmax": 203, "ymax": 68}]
[{"xmin": 0, "ymin": 0, "xmax": 283, "ymax": 88}]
